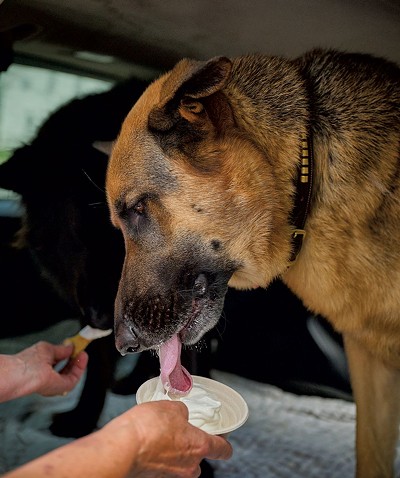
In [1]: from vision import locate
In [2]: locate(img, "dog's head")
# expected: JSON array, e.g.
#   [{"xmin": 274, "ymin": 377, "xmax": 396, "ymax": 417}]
[
  {"xmin": 0, "ymin": 142, "xmax": 125, "ymax": 330},
  {"xmin": 0, "ymin": 79, "xmax": 147, "ymax": 329},
  {"xmin": 107, "ymin": 56, "xmax": 287, "ymax": 354}
]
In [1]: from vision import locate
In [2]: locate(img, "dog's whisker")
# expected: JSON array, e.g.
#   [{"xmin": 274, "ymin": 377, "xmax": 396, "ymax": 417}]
[
  {"xmin": 176, "ymin": 288, "xmax": 195, "ymax": 298},
  {"xmin": 81, "ymin": 168, "xmax": 105, "ymax": 193}
]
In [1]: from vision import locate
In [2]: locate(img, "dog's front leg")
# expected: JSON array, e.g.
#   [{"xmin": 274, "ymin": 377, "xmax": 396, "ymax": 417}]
[{"xmin": 344, "ymin": 335, "xmax": 400, "ymax": 478}]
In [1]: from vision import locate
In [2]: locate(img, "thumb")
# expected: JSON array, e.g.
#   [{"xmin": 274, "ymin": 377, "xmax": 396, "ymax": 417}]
[
  {"xmin": 205, "ymin": 435, "xmax": 233, "ymax": 461},
  {"xmin": 53, "ymin": 343, "xmax": 74, "ymax": 362}
]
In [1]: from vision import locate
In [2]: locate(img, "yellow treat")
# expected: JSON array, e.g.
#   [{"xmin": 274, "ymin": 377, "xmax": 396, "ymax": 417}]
[
  {"xmin": 64, "ymin": 334, "xmax": 92, "ymax": 358},
  {"xmin": 64, "ymin": 325, "xmax": 113, "ymax": 358}
]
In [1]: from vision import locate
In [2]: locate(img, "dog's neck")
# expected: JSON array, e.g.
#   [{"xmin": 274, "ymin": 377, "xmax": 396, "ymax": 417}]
[{"xmin": 289, "ymin": 133, "xmax": 314, "ymax": 264}]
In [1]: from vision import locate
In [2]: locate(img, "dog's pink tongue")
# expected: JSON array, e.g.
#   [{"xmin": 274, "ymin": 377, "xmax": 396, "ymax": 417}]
[{"xmin": 159, "ymin": 334, "xmax": 193, "ymax": 395}]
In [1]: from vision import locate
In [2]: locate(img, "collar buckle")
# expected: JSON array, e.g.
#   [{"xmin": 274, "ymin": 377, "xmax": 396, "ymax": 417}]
[
  {"xmin": 292, "ymin": 228, "xmax": 306, "ymax": 240},
  {"xmin": 289, "ymin": 229, "xmax": 306, "ymax": 264}
]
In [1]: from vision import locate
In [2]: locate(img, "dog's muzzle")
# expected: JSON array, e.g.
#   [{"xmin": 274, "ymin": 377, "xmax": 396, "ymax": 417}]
[{"xmin": 114, "ymin": 271, "xmax": 230, "ymax": 355}]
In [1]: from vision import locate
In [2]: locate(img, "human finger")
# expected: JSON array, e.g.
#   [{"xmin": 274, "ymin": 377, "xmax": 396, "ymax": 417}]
[
  {"xmin": 56, "ymin": 351, "xmax": 88, "ymax": 390},
  {"xmin": 168, "ymin": 399, "xmax": 190, "ymax": 419},
  {"xmin": 193, "ymin": 464, "xmax": 202, "ymax": 478},
  {"xmin": 204, "ymin": 434, "xmax": 233, "ymax": 461},
  {"xmin": 61, "ymin": 351, "xmax": 88, "ymax": 376},
  {"xmin": 52, "ymin": 343, "xmax": 75, "ymax": 362}
]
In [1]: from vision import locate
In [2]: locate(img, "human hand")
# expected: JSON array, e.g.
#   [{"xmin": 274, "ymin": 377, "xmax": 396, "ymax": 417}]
[
  {"xmin": 12, "ymin": 341, "xmax": 88, "ymax": 398},
  {"xmin": 105, "ymin": 400, "xmax": 233, "ymax": 478},
  {"xmin": 0, "ymin": 397, "xmax": 232, "ymax": 478}
]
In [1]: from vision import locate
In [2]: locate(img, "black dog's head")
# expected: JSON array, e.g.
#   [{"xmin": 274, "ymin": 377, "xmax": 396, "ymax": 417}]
[{"xmin": 0, "ymin": 78, "xmax": 147, "ymax": 329}]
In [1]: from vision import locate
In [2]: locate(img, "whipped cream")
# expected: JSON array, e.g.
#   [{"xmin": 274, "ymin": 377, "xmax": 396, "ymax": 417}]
[{"xmin": 150, "ymin": 379, "xmax": 222, "ymax": 433}]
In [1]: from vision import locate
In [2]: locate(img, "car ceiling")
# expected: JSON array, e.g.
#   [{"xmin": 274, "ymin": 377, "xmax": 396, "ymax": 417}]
[{"xmin": 1, "ymin": 0, "xmax": 400, "ymax": 81}]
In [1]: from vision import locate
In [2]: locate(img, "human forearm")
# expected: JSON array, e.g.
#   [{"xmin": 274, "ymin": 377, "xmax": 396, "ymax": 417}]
[
  {"xmin": 2, "ymin": 422, "xmax": 137, "ymax": 478},
  {"xmin": 2, "ymin": 401, "xmax": 232, "ymax": 478},
  {"xmin": 0, "ymin": 354, "xmax": 35, "ymax": 402}
]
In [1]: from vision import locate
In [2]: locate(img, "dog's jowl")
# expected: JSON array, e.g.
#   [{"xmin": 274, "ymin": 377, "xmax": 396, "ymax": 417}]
[{"xmin": 106, "ymin": 49, "xmax": 400, "ymax": 478}]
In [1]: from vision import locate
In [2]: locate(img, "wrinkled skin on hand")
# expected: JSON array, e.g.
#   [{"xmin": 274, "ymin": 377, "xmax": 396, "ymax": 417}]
[
  {"xmin": 0, "ymin": 341, "xmax": 88, "ymax": 402},
  {"xmin": 112, "ymin": 401, "xmax": 233, "ymax": 478}
]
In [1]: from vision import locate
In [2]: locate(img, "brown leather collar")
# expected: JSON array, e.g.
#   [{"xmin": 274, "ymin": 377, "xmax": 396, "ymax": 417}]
[{"xmin": 289, "ymin": 133, "xmax": 314, "ymax": 264}]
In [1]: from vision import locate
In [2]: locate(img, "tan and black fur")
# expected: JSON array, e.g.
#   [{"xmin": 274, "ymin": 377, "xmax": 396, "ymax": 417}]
[{"xmin": 106, "ymin": 49, "xmax": 400, "ymax": 477}]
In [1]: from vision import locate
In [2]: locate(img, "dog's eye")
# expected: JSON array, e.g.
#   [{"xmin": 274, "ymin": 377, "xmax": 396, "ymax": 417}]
[
  {"xmin": 126, "ymin": 199, "xmax": 146, "ymax": 231},
  {"xmin": 133, "ymin": 200, "xmax": 145, "ymax": 215}
]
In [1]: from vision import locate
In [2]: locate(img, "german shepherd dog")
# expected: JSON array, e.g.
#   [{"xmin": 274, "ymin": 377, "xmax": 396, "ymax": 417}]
[{"xmin": 106, "ymin": 49, "xmax": 400, "ymax": 477}]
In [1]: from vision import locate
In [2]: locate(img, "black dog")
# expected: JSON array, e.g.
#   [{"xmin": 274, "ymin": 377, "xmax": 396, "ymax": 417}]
[{"xmin": 0, "ymin": 78, "xmax": 153, "ymax": 437}]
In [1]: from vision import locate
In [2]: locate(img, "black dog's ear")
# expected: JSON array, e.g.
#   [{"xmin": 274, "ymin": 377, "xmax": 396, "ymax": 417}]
[
  {"xmin": 92, "ymin": 140, "xmax": 115, "ymax": 157},
  {"xmin": 148, "ymin": 56, "xmax": 232, "ymax": 132}
]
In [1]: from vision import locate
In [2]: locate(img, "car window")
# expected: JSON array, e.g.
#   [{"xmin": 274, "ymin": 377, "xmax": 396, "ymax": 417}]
[
  {"xmin": 0, "ymin": 63, "xmax": 113, "ymax": 213},
  {"xmin": 0, "ymin": 63, "xmax": 113, "ymax": 164}
]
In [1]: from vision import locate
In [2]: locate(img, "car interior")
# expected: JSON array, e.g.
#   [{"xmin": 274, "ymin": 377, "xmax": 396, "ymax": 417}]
[{"xmin": 0, "ymin": 1, "xmax": 399, "ymax": 477}]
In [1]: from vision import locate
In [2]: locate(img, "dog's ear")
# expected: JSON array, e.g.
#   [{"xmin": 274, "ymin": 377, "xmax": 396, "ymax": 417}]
[
  {"xmin": 92, "ymin": 140, "xmax": 115, "ymax": 157},
  {"xmin": 148, "ymin": 56, "xmax": 232, "ymax": 132}
]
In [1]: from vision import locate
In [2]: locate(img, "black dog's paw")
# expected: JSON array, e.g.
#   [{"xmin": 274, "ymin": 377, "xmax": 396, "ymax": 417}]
[
  {"xmin": 50, "ymin": 410, "xmax": 98, "ymax": 438},
  {"xmin": 200, "ymin": 460, "xmax": 214, "ymax": 478}
]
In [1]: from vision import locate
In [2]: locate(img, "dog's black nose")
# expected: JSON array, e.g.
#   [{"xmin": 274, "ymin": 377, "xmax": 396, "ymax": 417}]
[
  {"xmin": 193, "ymin": 273, "xmax": 208, "ymax": 298},
  {"xmin": 115, "ymin": 325, "xmax": 140, "ymax": 355}
]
